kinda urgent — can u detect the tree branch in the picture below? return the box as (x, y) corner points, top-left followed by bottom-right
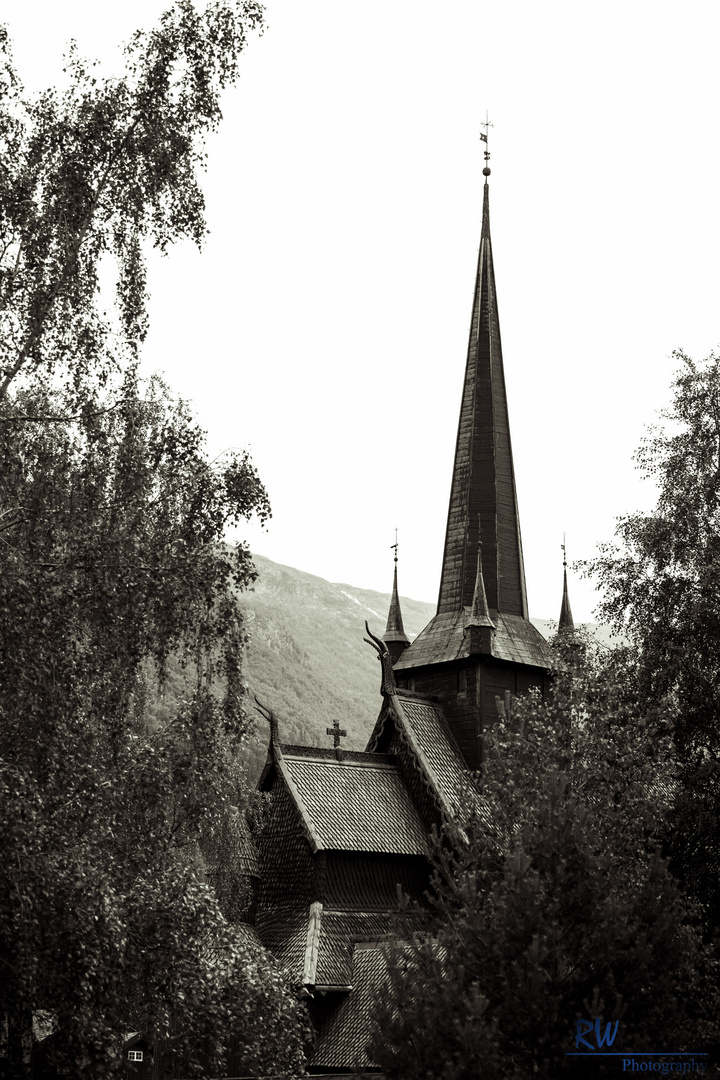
(0, 109), (146, 402)
(0, 396), (128, 423)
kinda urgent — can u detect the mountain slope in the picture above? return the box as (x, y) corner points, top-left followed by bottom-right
(240, 554), (615, 781)
(240, 555), (434, 779)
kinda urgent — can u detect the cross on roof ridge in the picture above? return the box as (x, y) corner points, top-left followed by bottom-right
(326, 717), (347, 750)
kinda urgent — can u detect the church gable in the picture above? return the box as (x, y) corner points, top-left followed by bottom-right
(254, 741), (434, 995)
(368, 690), (480, 829)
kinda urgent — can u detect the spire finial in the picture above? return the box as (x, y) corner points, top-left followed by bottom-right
(391, 527), (398, 564)
(480, 111), (493, 177)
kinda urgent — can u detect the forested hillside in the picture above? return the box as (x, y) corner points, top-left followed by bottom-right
(240, 555), (435, 779)
(145, 552), (609, 783)
(238, 554), (610, 781)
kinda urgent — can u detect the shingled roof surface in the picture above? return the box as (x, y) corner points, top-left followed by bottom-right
(393, 694), (475, 817)
(233, 923), (265, 951)
(234, 809), (260, 877)
(315, 910), (392, 986)
(257, 905), (400, 987)
(255, 907), (309, 981)
(310, 944), (387, 1069)
(394, 610), (553, 670)
(280, 747), (428, 855)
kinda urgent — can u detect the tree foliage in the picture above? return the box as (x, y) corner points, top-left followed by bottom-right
(371, 647), (720, 1079)
(585, 351), (720, 932)
(0, 6), (310, 1078)
(0, 0), (264, 397)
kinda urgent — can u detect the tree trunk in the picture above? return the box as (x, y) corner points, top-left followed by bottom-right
(7, 1006), (33, 1080)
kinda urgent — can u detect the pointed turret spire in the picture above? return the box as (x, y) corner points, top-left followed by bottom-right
(558, 540), (574, 632)
(465, 517), (494, 629)
(383, 533), (410, 664)
(437, 159), (528, 619)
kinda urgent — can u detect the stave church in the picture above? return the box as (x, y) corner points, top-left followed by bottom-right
(246, 152), (569, 1073)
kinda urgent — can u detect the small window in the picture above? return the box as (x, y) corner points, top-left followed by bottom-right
(128, 1050), (144, 1062)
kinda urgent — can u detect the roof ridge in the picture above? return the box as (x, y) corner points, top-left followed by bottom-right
(282, 748), (399, 770)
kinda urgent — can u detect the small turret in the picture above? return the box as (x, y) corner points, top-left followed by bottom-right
(558, 540), (574, 632)
(464, 524), (495, 655)
(383, 536), (410, 664)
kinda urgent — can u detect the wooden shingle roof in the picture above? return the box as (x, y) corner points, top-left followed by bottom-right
(367, 690), (495, 835)
(277, 746), (428, 856)
(394, 609), (553, 671)
(437, 179), (528, 620)
(382, 560), (410, 647)
(255, 907), (309, 981)
(258, 904), (399, 989)
(393, 694), (474, 817)
(309, 943), (387, 1069)
(559, 561), (574, 631)
(315, 910), (392, 987)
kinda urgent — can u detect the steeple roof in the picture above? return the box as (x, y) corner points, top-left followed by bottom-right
(383, 561), (409, 647)
(558, 558), (574, 632)
(437, 179), (528, 619)
(395, 170), (552, 675)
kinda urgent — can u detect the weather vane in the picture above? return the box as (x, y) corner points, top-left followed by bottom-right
(391, 528), (399, 565)
(479, 110), (493, 174)
(561, 533), (567, 568)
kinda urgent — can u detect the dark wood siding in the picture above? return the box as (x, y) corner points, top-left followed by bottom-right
(397, 658), (547, 771)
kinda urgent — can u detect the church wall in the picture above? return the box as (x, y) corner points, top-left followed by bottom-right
(323, 852), (429, 910)
(396, 660), (548, 771)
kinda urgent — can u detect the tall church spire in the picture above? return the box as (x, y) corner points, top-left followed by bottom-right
(437, 168), (528, 619)
(383, 534), (410, 664)
(558, 541), (574, 632)
(393, 141), (553, 771)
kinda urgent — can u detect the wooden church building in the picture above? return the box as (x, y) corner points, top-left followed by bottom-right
(249, 161), (556, 1072)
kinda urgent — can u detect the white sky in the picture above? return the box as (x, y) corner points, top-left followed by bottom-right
(5, 0), (720, 622)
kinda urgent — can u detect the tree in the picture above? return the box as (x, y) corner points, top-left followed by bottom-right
(371, 646), (720, 1079)
(586, 351), (720, 933)
(0, 6), (310, 1078)
(0, 0), (264, 400)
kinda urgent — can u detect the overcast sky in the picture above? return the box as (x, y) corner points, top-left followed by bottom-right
(5, 0), (720, 622)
